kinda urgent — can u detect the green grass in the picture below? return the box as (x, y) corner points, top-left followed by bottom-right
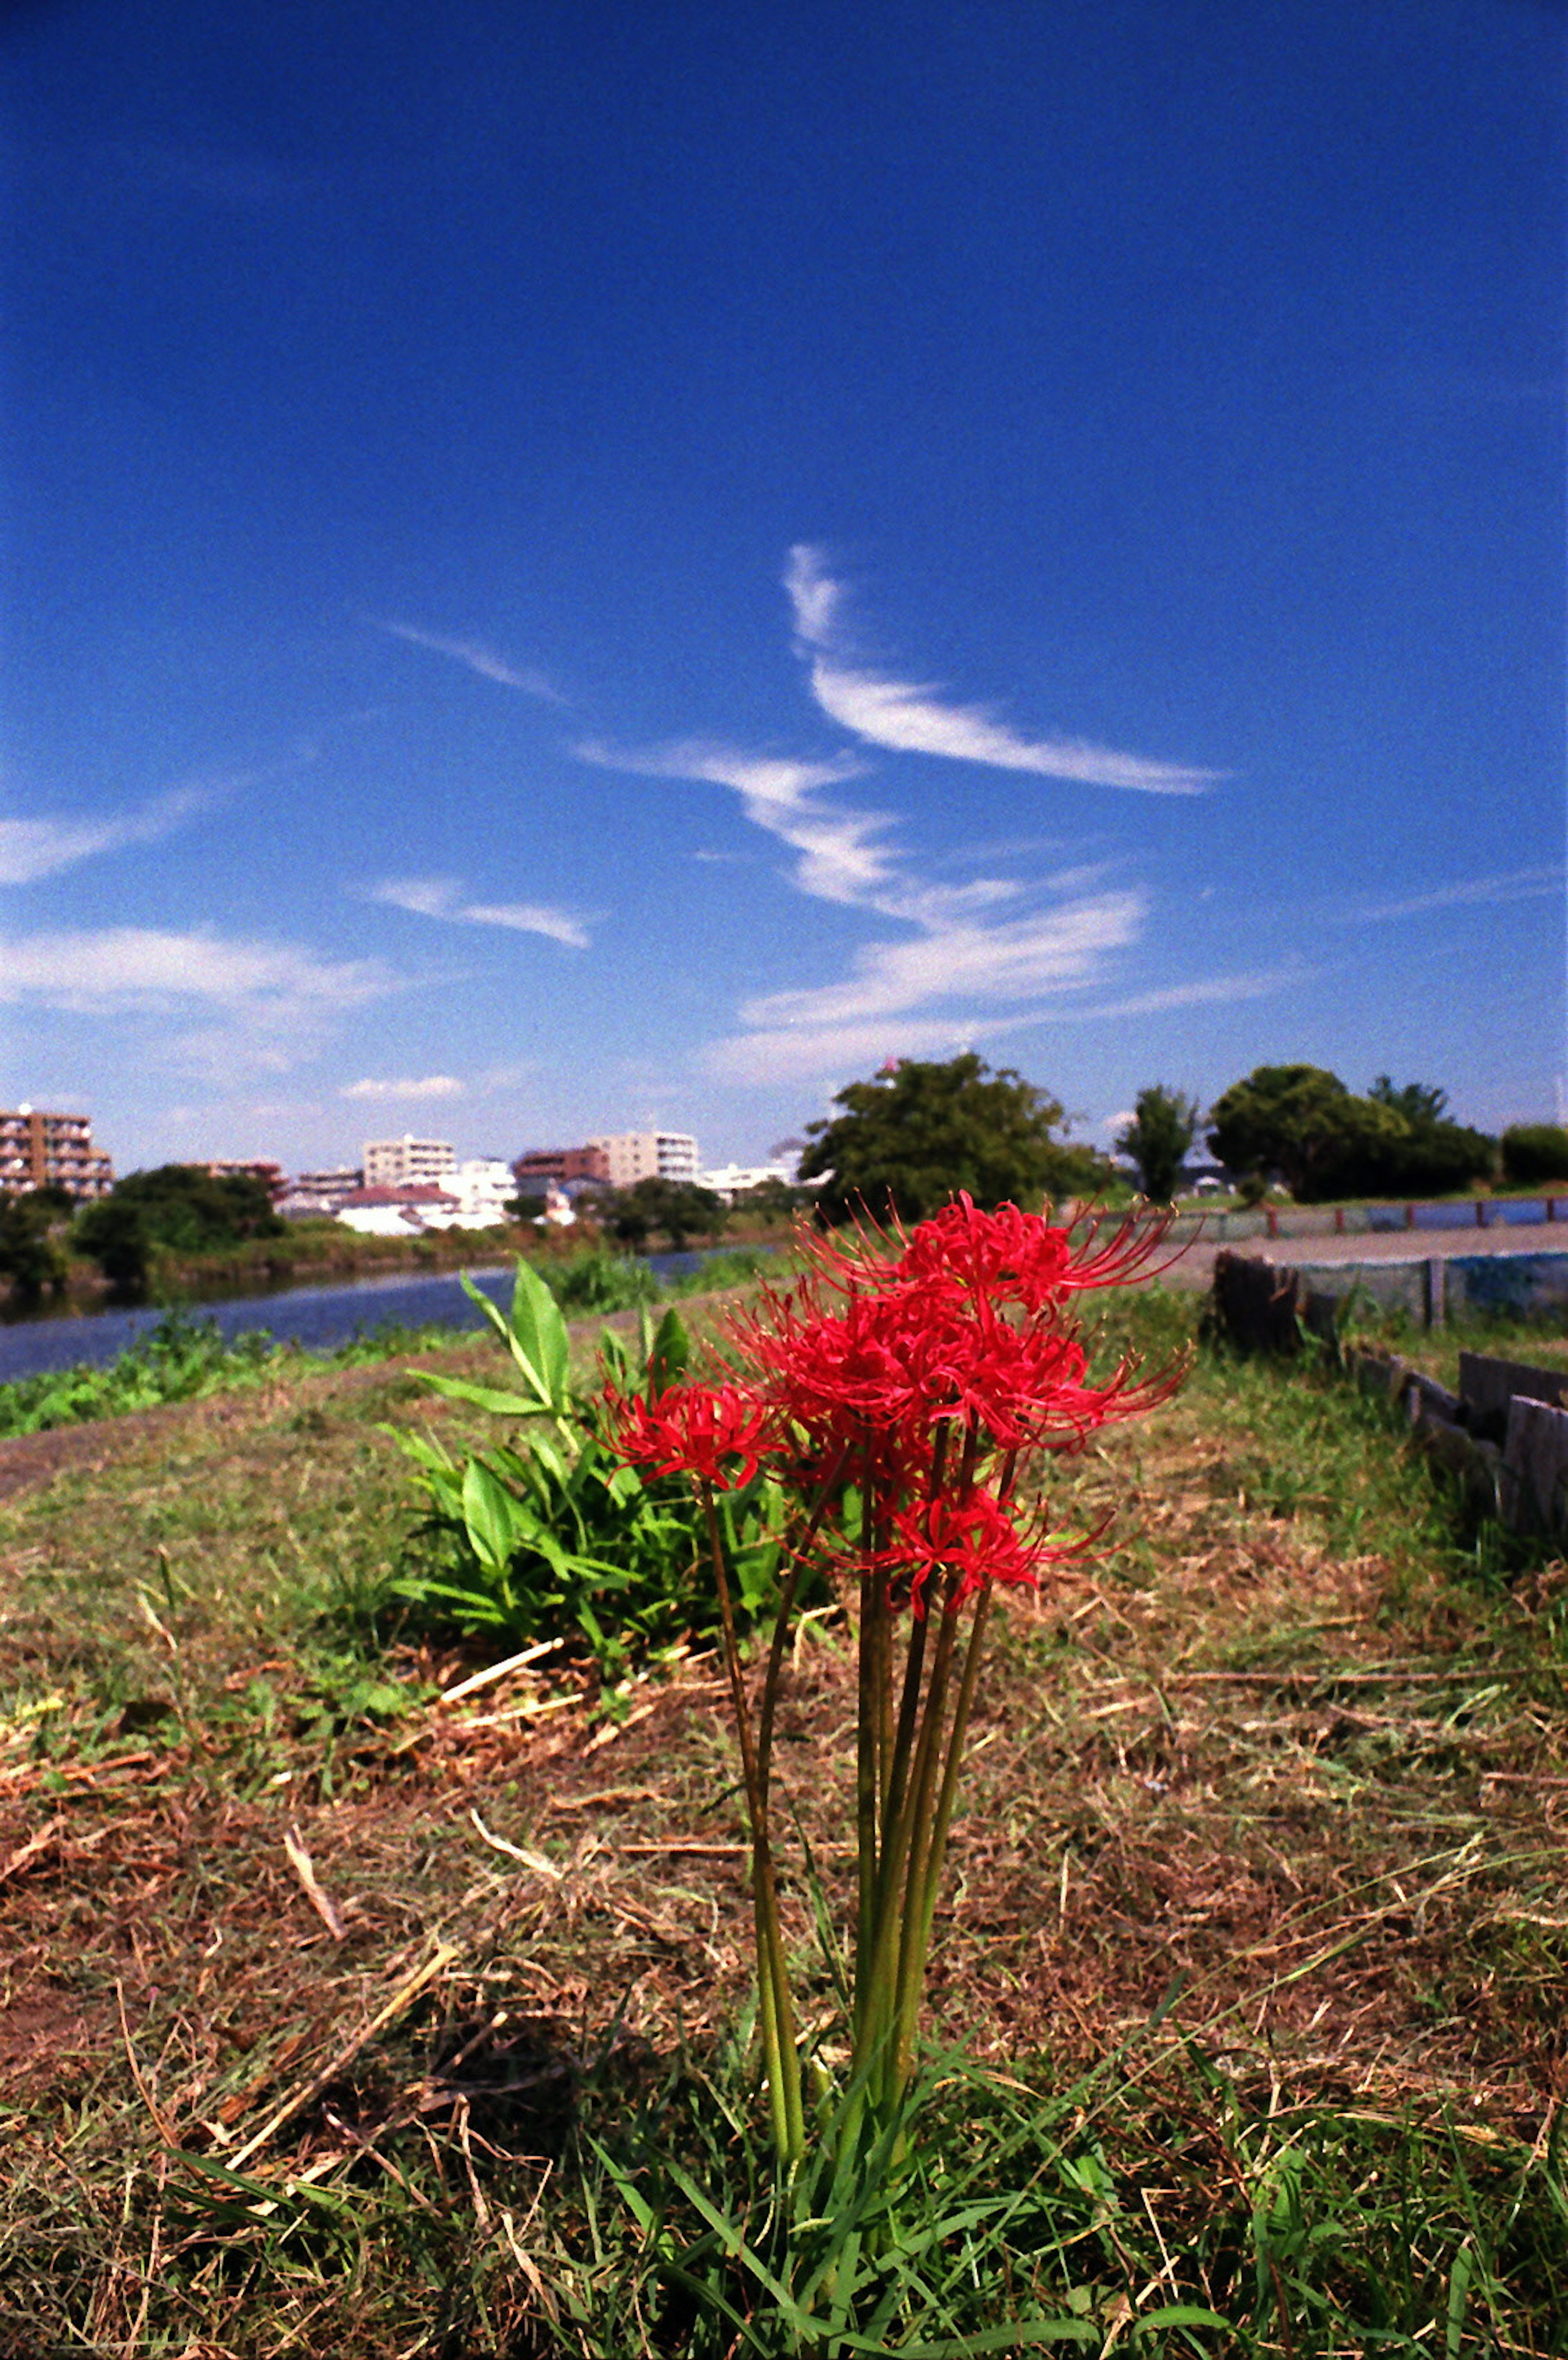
(0, 1306), (487, 1441)
(0, 1281), (1564, 2353)
(0, 1247), (786, 1442)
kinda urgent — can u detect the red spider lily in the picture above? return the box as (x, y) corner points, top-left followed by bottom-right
(890, 1193), (1075, 1310)
(602, 1188), (1186, 2165)
(880, 1483), (1085, 1613)
(792, 1191), (1182, 1310)
(725, 1251), (1179, 1479)
(607, 1379), (776, 1489)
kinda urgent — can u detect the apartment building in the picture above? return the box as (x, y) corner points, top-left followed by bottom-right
(585, 1131), (701, 1190)
(512, 1143), (610, 1189)
(0, 1105), (114, 1199)
(202, 1158), (287, 1202)
(362, 1134), (457, 1189)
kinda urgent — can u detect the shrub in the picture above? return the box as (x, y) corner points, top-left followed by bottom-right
(1501, 1124), (1568, 1187)
(393, 1263), (791, 1678)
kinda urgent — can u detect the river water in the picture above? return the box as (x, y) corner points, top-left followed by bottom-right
(0, 1252), (718, 1387)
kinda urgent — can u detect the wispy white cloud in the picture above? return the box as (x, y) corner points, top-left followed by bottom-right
(705, 961), (1304, 1085)
(342, 1073), (466, 1101)
(0, 927), (392, 1012)
(0, 926), (399, 1076)
(368, 874), (590, 950)
(0, 787), (209, 885)
(784, 546), (1222, 795)
(583, 741), (1151, 1083)
(740, 895), (1147, 1031)
(1348, 867), (1564, 924)
(1082, 966), (1309, 1018)
(372, 618), (562, 703)
(703, 1016), (993, 1086)
(575, 738), (895, 908)
(585, 548), (1236, 1086)
(704, 897), (1142, 1086)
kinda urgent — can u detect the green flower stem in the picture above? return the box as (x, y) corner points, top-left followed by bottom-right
(756, 1460), (845, 1818)
(853, 1562), (882, 2042)
(892, 1577), (993, 2100)
(881, 1593), (928, 1862)
(882, 1583), (960, 2112)
(880, 1419), (955, 1843)
(700, 1483), (804, 2162)
(854, 1577), (960, 2116)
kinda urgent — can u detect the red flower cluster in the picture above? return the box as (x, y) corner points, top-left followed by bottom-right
(606, 1195), (1182, 1614)
(607, 1379), (775, 1489)
(881, 1486), (1083, 1612)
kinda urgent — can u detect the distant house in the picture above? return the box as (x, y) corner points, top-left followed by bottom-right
(452, 1158), (517, 1227)
(334, 1183), (461, 1236)
(513, 1143), (610, 1188)
(278, 1166), (364, 1218)
(585, 1131), (701, 1188)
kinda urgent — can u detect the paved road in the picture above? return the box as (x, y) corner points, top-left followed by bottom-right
(1156, 1220), (1568, 1291)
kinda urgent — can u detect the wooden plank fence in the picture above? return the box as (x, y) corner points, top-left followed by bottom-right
(1210, 1249), (1568, 1542)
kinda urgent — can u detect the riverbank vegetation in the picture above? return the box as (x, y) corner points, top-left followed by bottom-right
(0, 1270), (1564, 2352)
(0, 1247), (779, 1441)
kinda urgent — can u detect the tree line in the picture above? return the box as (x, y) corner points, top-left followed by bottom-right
(3, 1062), (1563, 1301)
(0, 1164), (287, 1300)
(793, 1053), (1566, 1222)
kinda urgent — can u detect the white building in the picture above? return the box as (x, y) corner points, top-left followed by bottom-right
(362, 1135), (457, 1189)
(586, 1130), (700, 1190)
(699, 1161), (797, 1206)
(452, 1157), (517, 1227)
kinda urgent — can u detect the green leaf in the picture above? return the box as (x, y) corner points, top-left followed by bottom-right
(415, 1370), (545, 1418)
(873, 2324), (1099, 2356)
(1130, 2307), (1233, 2336)
(461, 1458), (528, 1572)
(394, 1429), (457, 1475)
(503, 1258), (572, 1402)
(648, 1305), (690, 1394)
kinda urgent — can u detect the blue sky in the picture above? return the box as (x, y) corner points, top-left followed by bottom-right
(2, 0), (1562, 1178)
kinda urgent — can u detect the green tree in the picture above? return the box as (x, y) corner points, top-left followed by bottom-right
(0, 1191), (69, 1300)
(98, 1165), (284, 1253)
(730, 1176), (807, 1222)
(796, 1053), (1081, 1226)
(72, 1196), (152, 1289)
(607, 1177), (727, 1251)
(1369, 1075), (1449, 1125)
(1209, 1064), (1493, 1202)
(1116, 1085), (1199, 1204)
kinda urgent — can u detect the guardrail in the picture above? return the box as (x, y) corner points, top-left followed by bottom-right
(1147, 1196), (1567, 1246)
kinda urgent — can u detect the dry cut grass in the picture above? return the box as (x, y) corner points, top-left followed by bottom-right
(0, 1292), (1564, 2352)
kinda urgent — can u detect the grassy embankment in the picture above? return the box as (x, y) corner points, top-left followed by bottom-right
(0, 1282), (1564, 2353)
